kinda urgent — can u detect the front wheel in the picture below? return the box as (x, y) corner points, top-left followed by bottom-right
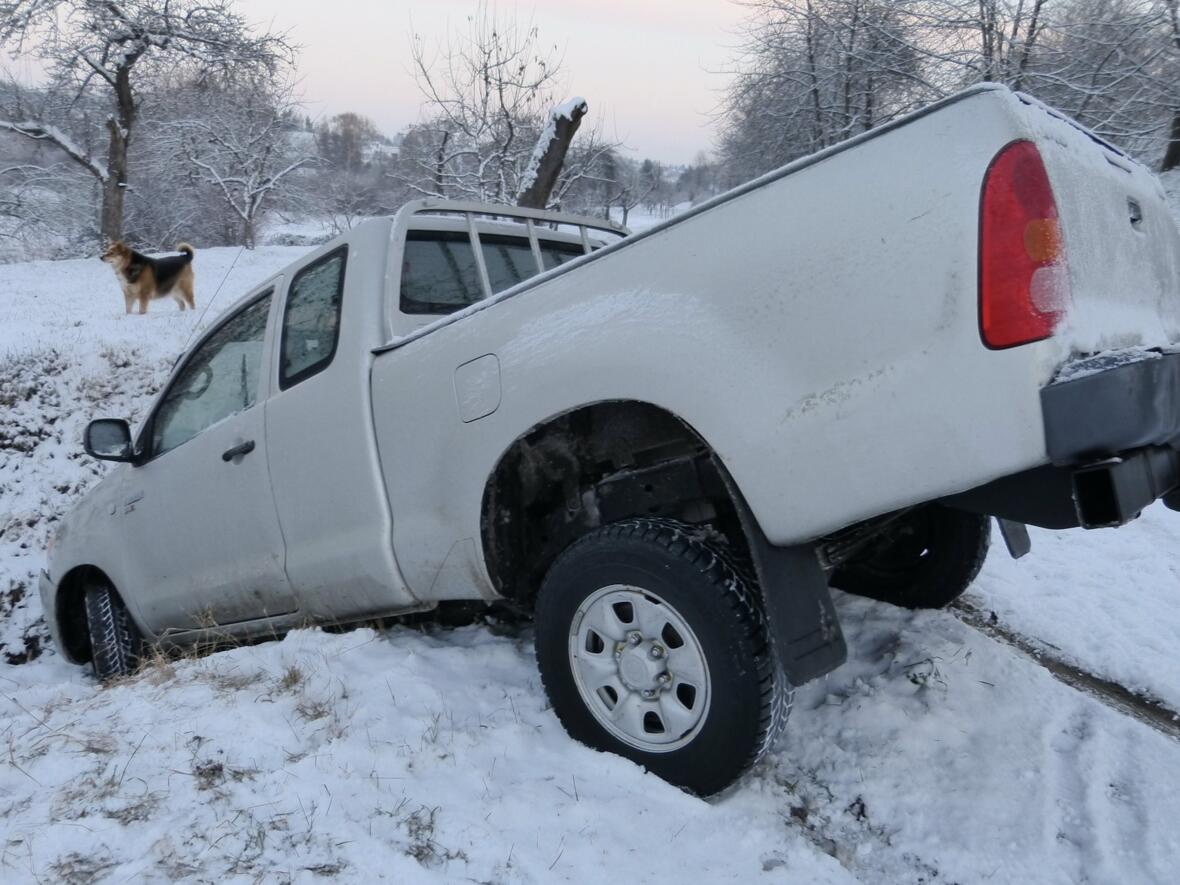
(534, 518), (789, 796)
(83, 581), (144, 681)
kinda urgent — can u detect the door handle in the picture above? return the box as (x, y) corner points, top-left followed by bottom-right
(221, 440), (256, 462)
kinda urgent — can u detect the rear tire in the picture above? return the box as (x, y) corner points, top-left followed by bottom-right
(83, 581), (144, 681)
(831, 505), (990, 609)
(534, 518), (789, 796)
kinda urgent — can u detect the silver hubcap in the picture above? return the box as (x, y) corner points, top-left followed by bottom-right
(568, 584), (711, 752)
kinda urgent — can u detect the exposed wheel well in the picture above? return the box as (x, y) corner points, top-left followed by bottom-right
(480, 401), (751, 606)
(56, 565), (112, 663)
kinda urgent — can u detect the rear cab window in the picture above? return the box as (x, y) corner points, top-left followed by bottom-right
(400, 231), (484, 315)
(539, 241), (586, 270)
(400, 227), (593, 316)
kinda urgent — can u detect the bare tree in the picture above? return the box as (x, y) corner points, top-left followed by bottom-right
(403, 6), (554, 202)
(396, 5), (615, 208)
(316, 112), (381, 173)
(721, 0), (928, 181)
(1158, 0), (1180, 170)
(0, 161), (62, 256)
(598, 151), (657, 226)
(0, 0), (294, 241)
(721, 0), (1180, 178)
(150, 77), (312, 248)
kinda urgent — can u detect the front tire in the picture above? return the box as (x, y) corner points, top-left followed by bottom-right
(830, 505), (990, 609)
(534, 518), (789, 796)
(83, 581), (144, 681)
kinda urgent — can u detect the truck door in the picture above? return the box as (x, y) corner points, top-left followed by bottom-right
(264, 244), (417, 620)
(120, 290), (296, 630)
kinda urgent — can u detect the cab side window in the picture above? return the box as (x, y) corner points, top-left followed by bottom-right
(281, 247), (347, 389)
(151, 293), (271, 457)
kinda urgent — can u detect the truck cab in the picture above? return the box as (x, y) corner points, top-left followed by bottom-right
(44, 202), (626, 652)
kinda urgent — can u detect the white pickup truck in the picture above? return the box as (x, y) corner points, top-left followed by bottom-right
(43, 84), (1180, 795)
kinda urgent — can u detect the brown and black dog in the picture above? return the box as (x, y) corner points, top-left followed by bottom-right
(101, 241), (196, 314)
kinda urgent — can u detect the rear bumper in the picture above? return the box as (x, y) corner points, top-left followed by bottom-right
(1039, 351), (1180, 528)
(1041, 350), (1180, 464)
(946, 350), (1180, 529)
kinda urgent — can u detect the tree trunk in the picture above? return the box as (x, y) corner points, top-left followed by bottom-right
(433, 130), (450, 197)
(1161, 110), (1180, 172)
(101, 66), (135, 242)
(805, 1), (824, 147)
(517, 99), (587, 210)
(100, 141), (127, 242)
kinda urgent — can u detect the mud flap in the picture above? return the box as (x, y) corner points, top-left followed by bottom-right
(996, 518), (1031, 559)
(718, 463), (846, 684)
(744, 527), (848, 685)
(712, 464), (844, 684)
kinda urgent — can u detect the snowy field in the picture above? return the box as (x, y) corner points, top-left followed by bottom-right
(3, 239), (1180, 883)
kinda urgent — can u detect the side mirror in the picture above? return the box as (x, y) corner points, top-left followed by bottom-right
(84, 419), (135, 463)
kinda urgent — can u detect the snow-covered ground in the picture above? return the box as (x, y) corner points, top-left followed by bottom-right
(3, 241), (1180, 883)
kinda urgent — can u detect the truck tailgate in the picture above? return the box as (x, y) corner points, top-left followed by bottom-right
(1021, 96), (1180, 354)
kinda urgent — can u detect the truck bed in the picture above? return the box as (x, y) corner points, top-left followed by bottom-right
(370, 84), (1180, 599)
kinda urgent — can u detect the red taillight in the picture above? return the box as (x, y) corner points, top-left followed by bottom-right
(979, 140), (1069, 349)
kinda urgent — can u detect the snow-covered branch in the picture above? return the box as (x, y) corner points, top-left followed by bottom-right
(0, 118), (109, 181)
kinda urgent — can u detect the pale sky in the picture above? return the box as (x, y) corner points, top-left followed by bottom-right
(244, 0), (748, 164)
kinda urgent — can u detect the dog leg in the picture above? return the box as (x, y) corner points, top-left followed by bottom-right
(179, 274), (196, 311)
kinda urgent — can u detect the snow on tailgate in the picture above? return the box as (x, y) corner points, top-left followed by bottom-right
(1012, 92), (1180, 355)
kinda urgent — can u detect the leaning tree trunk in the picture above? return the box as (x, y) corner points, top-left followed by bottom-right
(101, 66), (136, 242)
(517, 99), (588, 210)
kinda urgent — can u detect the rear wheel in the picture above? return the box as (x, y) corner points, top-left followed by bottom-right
(534, 518), (789, 796)
(831, 505), (990, 609)
(83, 581), (144, 681)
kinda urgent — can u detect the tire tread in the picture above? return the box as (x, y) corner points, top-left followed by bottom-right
(537, 517), (791, 793)
(84, 582), (143, 681)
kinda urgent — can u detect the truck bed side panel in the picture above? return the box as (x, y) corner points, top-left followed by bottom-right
(369, 90), (1103, 597)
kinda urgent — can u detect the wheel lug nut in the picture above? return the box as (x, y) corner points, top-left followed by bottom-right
(657, 672), (671, 686)
(649, 644), (664, 659)
(641, 689), (656, 699)
(628, 631), (643, 646)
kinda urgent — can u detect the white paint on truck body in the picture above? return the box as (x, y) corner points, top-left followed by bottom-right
(44, 84), (1180, 645)
(374, 84), (1180, 599)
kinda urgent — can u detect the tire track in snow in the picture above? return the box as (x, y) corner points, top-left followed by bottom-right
(1048, 707), (1105, 882)
(951, 599), (1180, 741)
(1107, 738), (1163, 882)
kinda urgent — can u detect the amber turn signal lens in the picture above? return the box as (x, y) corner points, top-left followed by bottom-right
(1024, 218), (1062, 263)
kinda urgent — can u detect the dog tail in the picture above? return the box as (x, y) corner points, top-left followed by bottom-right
(175, 243), (195, 261)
